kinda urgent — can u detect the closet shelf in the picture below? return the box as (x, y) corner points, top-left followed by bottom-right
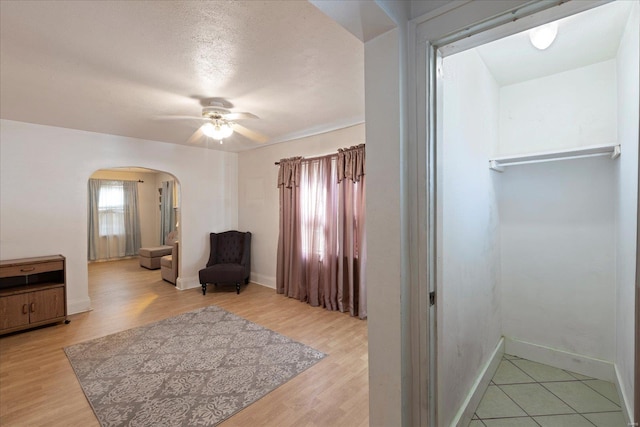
(489, 144), (621, 172)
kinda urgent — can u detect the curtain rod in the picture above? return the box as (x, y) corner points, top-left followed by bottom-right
(273, 152), (338, 166)
(90, 178), (144, 183)
(274, 144), (364, 165)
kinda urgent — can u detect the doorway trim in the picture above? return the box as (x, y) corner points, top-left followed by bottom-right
(411, 1), (625, 425)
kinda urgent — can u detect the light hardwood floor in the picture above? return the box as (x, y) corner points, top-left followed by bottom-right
(0, 259), (369, 426)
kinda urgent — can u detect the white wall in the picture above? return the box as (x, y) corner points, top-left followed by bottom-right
(614, 1), (639, 418)
(499, 157), (616, 362)
(496, 48), (621, 373)
(89, 169), (162, 249)
(237, 124), (365, 288)
(440, 48), (502, 426)
(0, 119), (238, 314)
(365, 28), (404, 427)
(498, 60), (617, 156)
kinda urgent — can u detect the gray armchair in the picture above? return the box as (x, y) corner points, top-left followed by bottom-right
(198, 231), (251, 295)
(160, 240), (178, 285)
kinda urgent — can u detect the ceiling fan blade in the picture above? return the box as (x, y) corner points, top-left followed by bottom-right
(154, 115), (208, 121)
(185, 126), (205, 145)
(224, 112), (259, 121)
(233, 123), (268, 144)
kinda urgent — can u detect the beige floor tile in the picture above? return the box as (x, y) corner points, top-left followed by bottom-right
(492, 360), (536, 385)
(582, 411), (627, 427)
(510, 359), (576, 382)
(500, 383), (575, 416)
(476, 385), (527, 419)
(564, 371), (592, 380)
(482, 417), (538, 426)
(468, 420), (485, 427)
(581, 379), (621, 404)
(503, 354), (522, 360)
(533, 414), (594, 427)
(542, 382), (621, 413)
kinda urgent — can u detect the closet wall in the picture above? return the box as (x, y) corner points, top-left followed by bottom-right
(439, 47), (502, 426)
(614, 2), (639, 416)
(499, 60), (618, 373)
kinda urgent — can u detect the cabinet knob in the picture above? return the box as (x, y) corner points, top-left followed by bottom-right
(22, 304), (28, 315)
(30, 302), (35, 313)
(20, 267), (35, 272)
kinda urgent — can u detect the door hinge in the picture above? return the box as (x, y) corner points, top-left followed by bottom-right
(429, 291), (436, 306)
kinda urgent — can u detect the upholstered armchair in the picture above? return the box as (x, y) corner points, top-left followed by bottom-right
(160, 240), (178, 285)
(198, 231), (251, 295)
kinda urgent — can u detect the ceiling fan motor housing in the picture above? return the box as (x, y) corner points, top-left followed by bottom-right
(202, 106), (230, 119)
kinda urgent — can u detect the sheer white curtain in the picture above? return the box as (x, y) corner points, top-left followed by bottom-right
(88, 179), (141, 261)
(299, 156), (338, 308)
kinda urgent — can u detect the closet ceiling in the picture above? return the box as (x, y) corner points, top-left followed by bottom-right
(477, 1), (632, 86)
(0, 1), (364, 152)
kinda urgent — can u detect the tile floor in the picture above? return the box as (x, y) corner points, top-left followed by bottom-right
(470, 354), (627, 427)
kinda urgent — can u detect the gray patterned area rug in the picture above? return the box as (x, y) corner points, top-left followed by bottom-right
(64, 305), (326, 426)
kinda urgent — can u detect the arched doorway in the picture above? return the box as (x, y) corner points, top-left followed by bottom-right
(87, 166), (181, 286)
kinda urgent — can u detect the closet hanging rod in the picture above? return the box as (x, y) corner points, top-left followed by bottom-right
(489, 144), (621, 172)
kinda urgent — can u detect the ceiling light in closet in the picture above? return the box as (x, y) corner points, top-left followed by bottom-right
(529, 22), (558, 50)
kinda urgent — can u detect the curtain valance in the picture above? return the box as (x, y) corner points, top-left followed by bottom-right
(337, 144), (365, 183)
(277, 157), (302, 188)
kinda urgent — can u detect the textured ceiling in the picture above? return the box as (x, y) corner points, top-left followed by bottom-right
(476, 0), (633, 86)
(0, 1), (364, 152)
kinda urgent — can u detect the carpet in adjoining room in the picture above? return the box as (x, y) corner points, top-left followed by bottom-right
(64, 305), (326, 427)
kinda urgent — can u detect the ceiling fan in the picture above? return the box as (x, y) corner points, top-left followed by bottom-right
(161, 100), (268, 145)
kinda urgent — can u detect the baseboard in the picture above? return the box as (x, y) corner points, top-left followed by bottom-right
(176, 276), (276, 291)
(453, 337), (505, 427)
(251, 281), (276, 290)
(176, 276), (199, 291)
(614, 364), (635, 426)
(68, 297), (92, 315)
(504, 337), (615, 382)
(250, 272), (275, 289)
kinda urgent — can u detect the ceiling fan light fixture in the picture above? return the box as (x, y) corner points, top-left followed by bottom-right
(202, 120), (234, 140)
(529, 22), (558, 50)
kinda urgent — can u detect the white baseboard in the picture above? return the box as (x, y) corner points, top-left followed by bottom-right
(67, 297), (92, 315)
(453, 337), (505, 427)
(614, 364), (635, 426)
(176, 276), (199, 290)
(251, 280), (276, 290)
(250, 272), (275, 289)
(504, 337), (615, 382)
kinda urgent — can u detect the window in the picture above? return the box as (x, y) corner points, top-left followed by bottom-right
(299, 158), (337, 260)
(98, 182), (124, 236)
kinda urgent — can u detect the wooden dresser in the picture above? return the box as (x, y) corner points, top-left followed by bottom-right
(0, 255), (68, 335)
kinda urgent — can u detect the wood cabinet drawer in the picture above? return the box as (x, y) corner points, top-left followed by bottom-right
(0, 261), (64, 279)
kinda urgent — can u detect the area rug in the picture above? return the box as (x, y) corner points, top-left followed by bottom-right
(64, 305), (326, 427)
